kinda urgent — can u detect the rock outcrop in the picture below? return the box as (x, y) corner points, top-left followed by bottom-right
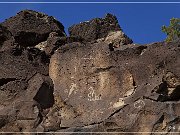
(1, 10), (66, 47)
(0, 25), (12, 46)
(0, 10), (179, 134)
(69, 13), (133, 45)
(49, 41), (180, 133)
(35, 32), (83, 56)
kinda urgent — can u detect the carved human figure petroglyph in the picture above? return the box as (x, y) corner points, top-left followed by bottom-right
(88, 87), (102, 101)
(68, 83), (78, 97)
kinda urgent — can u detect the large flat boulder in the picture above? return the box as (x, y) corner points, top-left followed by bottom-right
(49, 41), (180, 132)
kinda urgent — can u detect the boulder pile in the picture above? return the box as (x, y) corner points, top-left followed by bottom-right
(0, 10), (179, 134)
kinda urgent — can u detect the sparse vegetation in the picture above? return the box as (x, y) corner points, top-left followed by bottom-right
(162, 18), (180, 42)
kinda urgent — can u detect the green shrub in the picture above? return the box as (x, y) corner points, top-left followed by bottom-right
(162, 18), (180, 42)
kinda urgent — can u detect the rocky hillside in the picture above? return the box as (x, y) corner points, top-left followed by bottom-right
(0, 10), (179, 134)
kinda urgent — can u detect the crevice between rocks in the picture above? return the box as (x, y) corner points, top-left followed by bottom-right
(143, 96), (159, 102)
(108, 104), (129, 118)
(59, 104), (129, 131)
(0, 78), (17, 87)
(94, 66), (114, 73)
(31, 79), (55, 129)
(33, 81), (54, 110)
(151, 72), (180, 102)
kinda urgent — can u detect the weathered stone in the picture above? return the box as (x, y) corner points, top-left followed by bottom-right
(68, 13), (132, 43)
(0, 73), (54, 132)
(0, 11), (180, 134)
(0, 25), (12, 47)
(35, 32), (83, 56)
(0, 116), (8, 128)
(105, 31), (133, 47)
(45, 33), (82, 56)
(1, 10), (66, 47)
(49, 40), (180, 132)
(155, 72), (180, 101)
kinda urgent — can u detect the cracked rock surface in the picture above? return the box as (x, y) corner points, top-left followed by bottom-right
(0, 10), (179, 134)
(1, 10), (66, 47)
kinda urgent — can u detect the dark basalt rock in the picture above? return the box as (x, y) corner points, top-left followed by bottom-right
(0, 10), (179, 134)
(1, 10), (66, 47)
(49, 41), (180, 133)
(69, 13), (128, 42)
(0, 45), (50, 110)
(43, 32), (83, 56)
(0, 25), (12, 47)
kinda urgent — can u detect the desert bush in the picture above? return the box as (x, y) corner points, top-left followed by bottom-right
(162, 18), (180, 42)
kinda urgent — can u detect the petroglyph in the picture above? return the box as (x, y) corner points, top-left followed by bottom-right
(99, 72), (110, 91)
(88, 87), (102, 101)
(68, 83), (78, 97)
(113, 98), (125, 108)
(134, 99), (145, 109)
(124, 89), (135, 97)
(82, 55), (95, 60)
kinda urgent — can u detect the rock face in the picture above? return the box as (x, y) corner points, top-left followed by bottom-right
(35, 32), (83, 56)
(0, 10), (180, 134)
(0, 25), (12, 46)
(1, 10), (66, 47)
(69, 13), (133, 44)
(49, 41), (180, 133)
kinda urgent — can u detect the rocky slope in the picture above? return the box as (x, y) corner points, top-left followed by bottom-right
(0, 10), (179, 134)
